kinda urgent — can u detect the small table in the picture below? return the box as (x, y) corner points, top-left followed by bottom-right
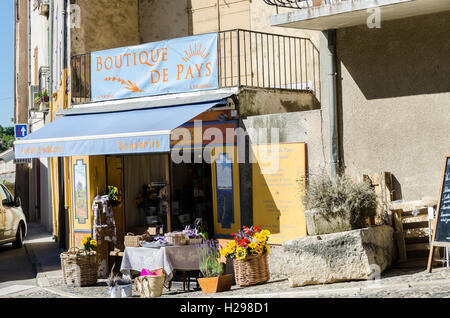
(120, 245), (201, 290)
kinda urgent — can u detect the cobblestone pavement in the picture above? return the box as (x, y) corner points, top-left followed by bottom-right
(5, 266), (450, 298)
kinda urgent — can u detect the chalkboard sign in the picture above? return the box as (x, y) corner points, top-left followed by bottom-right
(427, 155), (450, 272)
(435, 157), (450, 243)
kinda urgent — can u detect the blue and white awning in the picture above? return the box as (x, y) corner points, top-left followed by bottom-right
(14, 100), (220, 159)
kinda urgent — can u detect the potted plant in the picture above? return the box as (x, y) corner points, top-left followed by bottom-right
(60, 235), (98, 287)
(197, 240), (232, 294)
(135, 184), (161, 226)
(301, 172), (378, 235)
(34, 93), (41, 106)
(41, 90), (49, 103)
(221, 226), (271, 287)
(107, 185), (121, 207)
(107, 267), (132, 298)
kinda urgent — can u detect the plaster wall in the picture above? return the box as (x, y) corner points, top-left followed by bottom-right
(337, 11), (450, 200)
(71, 0), (140, 55)
(190, 0), (250, 34)
(30, 2), (49, 87)
(15, 0), (28, 125)
(239, 88), (320, 116)
(139, 0), (189, 43)
(241, 110), (328, 176)
(0, 161), (15, 183)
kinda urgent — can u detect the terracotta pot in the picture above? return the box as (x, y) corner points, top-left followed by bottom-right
(197, 274), (233, 294)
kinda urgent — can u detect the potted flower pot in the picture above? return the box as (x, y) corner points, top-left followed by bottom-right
(120, 284), (133, 297)
(197, 274), (233, 294)
(110, 285), (121, 298)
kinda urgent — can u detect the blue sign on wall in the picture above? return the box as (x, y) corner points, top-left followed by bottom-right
(91, 33), (219, 102)
(215, 153), (235, 229)
(15, 124), (28, 139)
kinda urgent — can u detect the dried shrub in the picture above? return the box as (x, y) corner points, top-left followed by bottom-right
(301, 172), (377, 226)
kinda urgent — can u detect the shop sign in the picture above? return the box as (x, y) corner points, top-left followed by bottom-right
(251, 143), (307, 244)
(91, 33), (218, 102)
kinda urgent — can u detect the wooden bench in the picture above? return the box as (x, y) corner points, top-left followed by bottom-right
(389, 199), (437, 263)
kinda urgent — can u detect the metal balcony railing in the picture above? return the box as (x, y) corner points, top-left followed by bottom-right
(71, 29), (320, 105)
(263, 0), (313, 9)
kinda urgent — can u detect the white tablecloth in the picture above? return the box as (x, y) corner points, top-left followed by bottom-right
(120, 245), (201, 281)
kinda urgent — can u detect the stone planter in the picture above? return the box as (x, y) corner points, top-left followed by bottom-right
(305, 208), (372, 236)
(269, 225), (395, 287)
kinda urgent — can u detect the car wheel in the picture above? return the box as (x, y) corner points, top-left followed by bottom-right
(12, 225), (23, 249)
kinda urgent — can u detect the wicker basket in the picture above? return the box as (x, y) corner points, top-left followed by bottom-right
(187, 237), (203, 245)
(232, 253), (270, 287)
(60, 248), (98, 287)
(164, 233), (187, 245)
(124, 232), (141, 247)
(134, 274), (166, 298)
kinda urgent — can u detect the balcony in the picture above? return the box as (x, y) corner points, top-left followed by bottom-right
(265, 0), (450, 30)
(71, 29), (321, 107)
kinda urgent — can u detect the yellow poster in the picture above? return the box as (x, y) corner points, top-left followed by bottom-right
(252, 143), (307, 244)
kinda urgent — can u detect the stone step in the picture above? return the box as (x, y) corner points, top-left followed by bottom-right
(405, 227), (429, 238)
(402, 214), (428, 224)
(401, 208), (429, 219)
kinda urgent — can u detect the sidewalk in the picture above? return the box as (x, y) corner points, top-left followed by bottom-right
(23, 223), (64, 288)
(21, 224), (450, 298)
(44, 262), (450, 298)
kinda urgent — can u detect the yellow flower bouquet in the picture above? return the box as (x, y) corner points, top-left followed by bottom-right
(81, 235), (97, 253)
(220, 226), (271, 287)
(107, 185), (121, 207)
(220, 226), (270, 260)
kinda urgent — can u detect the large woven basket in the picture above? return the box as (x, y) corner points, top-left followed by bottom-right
(60, 248), (97, 287)
(232, 253), (270, 287)
(134, 274), (166, 298)
(164, 233), (187, 245)
(187, 237), (203, 245)
(124, 232), (141, 247)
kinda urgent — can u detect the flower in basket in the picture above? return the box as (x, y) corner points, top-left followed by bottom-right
(198, 240), (224, 278)
(146, 184), (159, 201)
(220, 226), (270, 260)
(135, 184), (160, 210)
(107, 185), (121, 207)
(81, 235), (97, 253)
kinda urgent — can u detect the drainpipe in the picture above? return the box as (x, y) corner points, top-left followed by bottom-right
(62, 0), (69, 110)
(62, 0), (68, 73)
(48, 0), (53, 108)
(328, 29), (339, 183)
(57, 0), (69, 250)
(27, 0), (31, 99)
(48, 0), (55, 237)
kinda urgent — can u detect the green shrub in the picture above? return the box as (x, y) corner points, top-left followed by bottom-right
(301, 172), (377, 225)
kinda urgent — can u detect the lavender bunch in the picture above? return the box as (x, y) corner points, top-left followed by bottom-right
(198, 239), (224, 277)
